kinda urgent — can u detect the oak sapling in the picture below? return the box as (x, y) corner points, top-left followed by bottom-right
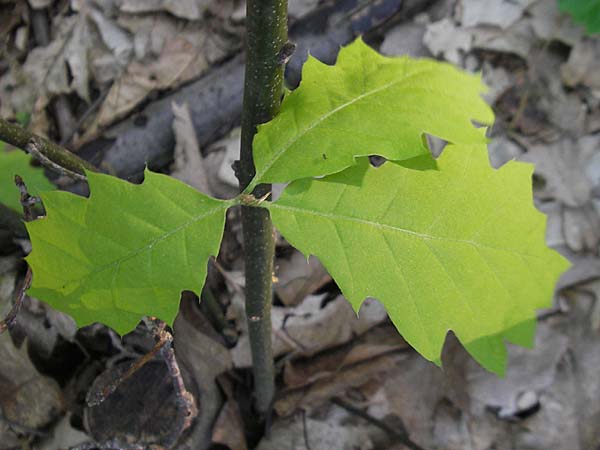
(1, 38), (568, 416)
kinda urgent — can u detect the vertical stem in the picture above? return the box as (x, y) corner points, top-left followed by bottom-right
(238, 0), (288, 415)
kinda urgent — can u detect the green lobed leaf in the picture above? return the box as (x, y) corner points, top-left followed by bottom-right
(26, 170), (230, 334)
(558, 0), (600, 33)
(0, 149), (54, 211)
(268, 143), (569, 375)
(250, 37), (494, 188)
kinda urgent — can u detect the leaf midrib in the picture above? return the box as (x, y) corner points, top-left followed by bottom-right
(269, 202), (545, 260)
(62, 203), (228, 289)
(252, 67), (435, 186)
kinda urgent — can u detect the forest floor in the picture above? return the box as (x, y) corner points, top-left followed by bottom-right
(1, 0), (600, 449)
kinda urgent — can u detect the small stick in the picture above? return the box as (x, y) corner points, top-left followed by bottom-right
(0, 268), (31, 335)
(300, 409), (312, 450)
(26, 137), (87, 181)
(0, 118), (97, 178)
(15, 175), (40, 221)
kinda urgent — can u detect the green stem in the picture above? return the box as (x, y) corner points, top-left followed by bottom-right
(238, 0), (288, 415)
(0, 118), (97, 178)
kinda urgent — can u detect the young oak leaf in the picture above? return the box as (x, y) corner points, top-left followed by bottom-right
(0, 149), (54, 211)
(267, 143), (569, 375)
(26, 170), (230, 335)
(558, 0), (600, 34)
(249, 37), (494, 189)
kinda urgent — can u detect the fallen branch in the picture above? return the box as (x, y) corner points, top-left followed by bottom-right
(0, 118), (97, 179)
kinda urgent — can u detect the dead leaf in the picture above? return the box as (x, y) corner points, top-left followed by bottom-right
(557, 255), (600, 290)
(231, 295), (388, 367)
(471, 18), (535, 58)
(274, 351), (403, 417)
(28, 0), (52, 7)
(275, 252), (331, 306)
(0, 422), (20, 450)
(459, 0), (536, 29)
(423, 18), (471, 64)
(37, 414), (90, 450)
(23, 16), (77, 96)
(288, 0), (321, 19)
(380, 22), (428, 58)
(465, 322), (569, 419)
(487, 136), (523, 169)
(562, 204), (600, 253)
(173, 294), (233, 450)
(211, 399), (248, 450)
(283, 325), (408, 390)
(119, 0), (214, 21)
(204, 149), (240, 199)
(366, 355), (447, 450)
(521, 136), (600, 207)
(0, 333), (64, 430)
(93, 30), (229, 130)
(1, 253), (62, 388)
(65, 13), (92, 102)
(88, 6), (133, 65)
(528, 0), (582, 45)
(209, 126), (241, 189)
(171, 101), (212, 195)
(0, 1), (26, 42)
(15, 295), (78, 358)
(561, 38), (600, 92)
(481, 63), (514, 106)
(256, 412), (376, 450)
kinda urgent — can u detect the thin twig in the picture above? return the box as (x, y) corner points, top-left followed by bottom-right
(331, 397), (428, 450)
(301, 409), (312, 450)
(0, 118), (97, 178)
(0, 268), (31, 335)
(15, 175), (40, 221)
(26, 138), (87, 181)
